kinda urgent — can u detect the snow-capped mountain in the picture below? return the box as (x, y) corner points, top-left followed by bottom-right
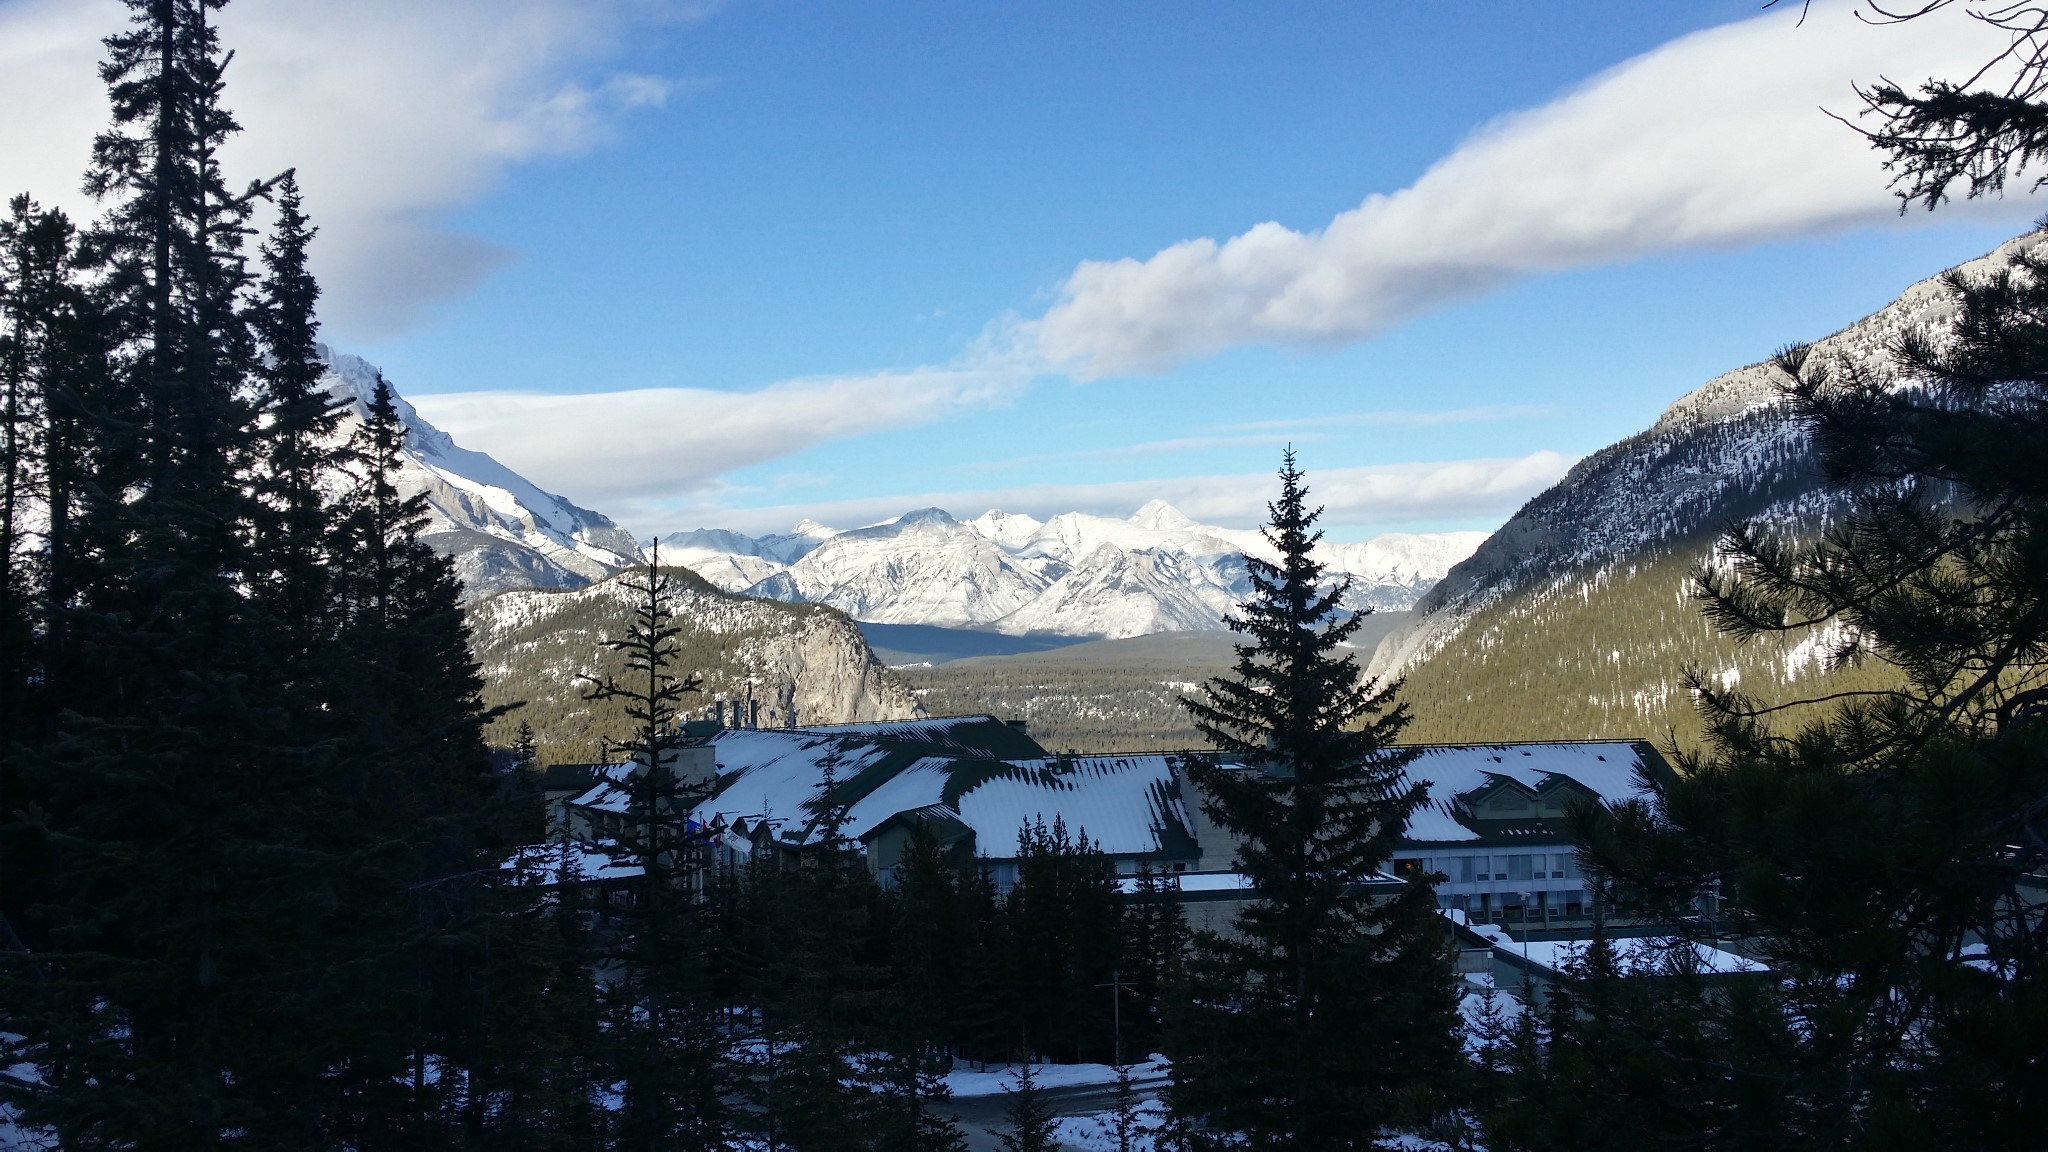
(658, 500), (1487, 639)
(319, 349), (640, 600)
(1367, 228), (2040, 685)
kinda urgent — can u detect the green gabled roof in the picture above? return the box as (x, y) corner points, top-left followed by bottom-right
(540, 762), (605, 793)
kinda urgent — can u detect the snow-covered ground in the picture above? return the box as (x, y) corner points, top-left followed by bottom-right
(944, 1056), (1170, 1098)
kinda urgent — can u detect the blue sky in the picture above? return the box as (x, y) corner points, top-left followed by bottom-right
(1, 0), (2036, 539)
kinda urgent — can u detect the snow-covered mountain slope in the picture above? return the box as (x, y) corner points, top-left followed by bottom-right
(659, 500), (1487, 639)
(996, 543), (1236, 636)
(774, 508), (1054, 628)
(320, 349), (639, 600)
(1367, 229), (2040, 685)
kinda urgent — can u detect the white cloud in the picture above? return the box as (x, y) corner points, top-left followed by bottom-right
(409, 366), (1028, 510)
(642, 451), (1575, 538)
(0, 0), (694, 339)
(1020, 1), (2035, 378)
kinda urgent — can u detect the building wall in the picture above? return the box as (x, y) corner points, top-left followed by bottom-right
(1392, 845), (1594, 927)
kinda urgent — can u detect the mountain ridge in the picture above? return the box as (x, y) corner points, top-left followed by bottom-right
(1370, 229), (2038, 741)
(660, 504), (1486, 639)
(318, 348), (641, 600)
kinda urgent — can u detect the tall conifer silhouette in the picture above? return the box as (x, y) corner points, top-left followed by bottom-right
(579, 544), (730, 1147)
(1168, 452), (1459, 1149)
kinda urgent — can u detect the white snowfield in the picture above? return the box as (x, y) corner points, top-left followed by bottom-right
(660, 500), (1486, 639)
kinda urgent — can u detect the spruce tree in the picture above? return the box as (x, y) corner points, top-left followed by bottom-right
(1122, 863), (1188, 1062)
(248, 170), (342, 653)
(0, 2), (347, 1142)
(579, 546), (729, 1149)
(952, 862), (1015, 1065)
(991, 1062), (1059, 1152)
(294, 371), (506, 1142)
(0, 196), (97, 956)
(1002, 817), (1121, 1064)
(1168, 452), (1460, 1149)
(885, 822), (965, 1053)
(1569, 251), (2048, 1148)
(737, 754), (887, 1152)
(1104, 1060), (1145, 1152)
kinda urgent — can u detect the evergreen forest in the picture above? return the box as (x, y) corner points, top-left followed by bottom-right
(1, 3), (2046, 1150)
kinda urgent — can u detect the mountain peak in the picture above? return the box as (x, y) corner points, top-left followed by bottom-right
(969, 509), (1046, 549)
(1130, 499), (1197, 531)
(895, 507), (959, 527)
(312, 346), (640, 601)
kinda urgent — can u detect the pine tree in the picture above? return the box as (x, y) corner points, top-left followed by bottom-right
(247, 170), (342, 653)
(1852, 4), (2048, 213)
(1122, 863), (1189, 1061)
(1167, 451), (1461, 1149)
(579, 546), (729, 1149)
(0, 2), (347, 1142)
(1483, 20), (2048, 1150)
(991, 1062), (1059, 1152)
(1566, 251), (2048, 1148)
(1003, 816), (1122, 1064)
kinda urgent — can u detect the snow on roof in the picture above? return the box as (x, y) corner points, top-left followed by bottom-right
(840, 760), (953, 840)
(694, 729), (897, 838)
(567, 763), (638, 814)
(795, 714), (1046, 758)
(1113, 871), (1257, 895)
(1442, 909), (1764, 977)
(955, 755), (1188, 857)
(695, 726), (1192, 857)
(1401, 741), (1660, 843)
(1512, 937), (1767, 977)
(503, 843), (644, 883)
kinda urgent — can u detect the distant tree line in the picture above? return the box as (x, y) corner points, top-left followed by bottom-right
(903, 662), (1232, 754)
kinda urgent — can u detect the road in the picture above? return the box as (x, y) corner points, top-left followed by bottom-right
(938, 1074), (1169, 1152)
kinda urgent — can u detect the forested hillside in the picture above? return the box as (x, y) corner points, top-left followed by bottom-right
(468, 567), (922, 763)
(900, 632), (1232, 752)
(1369, 233), (2048, 747)
(905, 615), (1409, 753)
(1396, 538), (1901, 746)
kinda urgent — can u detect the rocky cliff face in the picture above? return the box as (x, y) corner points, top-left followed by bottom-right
(466, 568), (923, 760)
